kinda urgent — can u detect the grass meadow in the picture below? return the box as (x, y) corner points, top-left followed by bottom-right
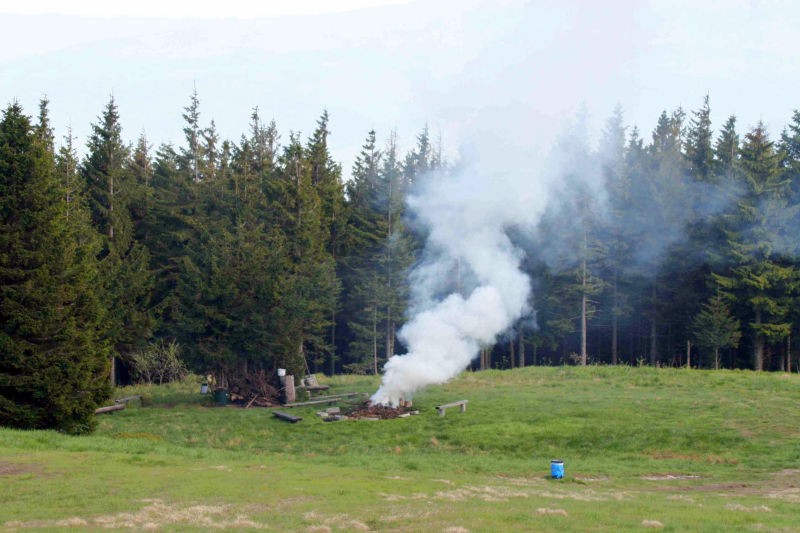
(1, 366), (799, 532)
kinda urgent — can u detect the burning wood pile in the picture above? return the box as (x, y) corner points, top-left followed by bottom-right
(318, 399), (419, 421)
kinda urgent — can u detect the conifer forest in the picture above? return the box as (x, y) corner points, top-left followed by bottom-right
(3, 92), (800, 432)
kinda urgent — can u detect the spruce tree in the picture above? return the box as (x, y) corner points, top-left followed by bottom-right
(341, 130), (387, 373)
(81, 98), (153, 370)
(265, 133), (340, 376)
(0, 102), (110, 433)
(599, 105), (630, 364)
(714, 124), (796, 370)
(692, 293), (741, 369)
(180, 88), (203, 183)
(685, 95), (714, 183)
(305, 112), (345, 372)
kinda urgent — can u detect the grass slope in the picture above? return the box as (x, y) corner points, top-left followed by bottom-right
(1, 366), (799, 531)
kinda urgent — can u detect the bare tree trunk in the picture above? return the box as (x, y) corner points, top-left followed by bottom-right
(480, 347), (490, 371)
(372, 305), (378, 375)
(788, 333), (792, 373)
(611, 285), (618, 365)
(650, 284), (658, 366)
(509, 337), (515, 369)
(385, 313), (396, 364)
(686, 340), (691, 369)
(580, 231), (588, 366)
(581, 292), (588, 366)
(518, 331), (525, 368)
(329, 309), (336, 376)
(650, 318), (657, 366)
(754, 309), (764, 371)
(108, 174), (114, 240)
(714, 346), (720, 370)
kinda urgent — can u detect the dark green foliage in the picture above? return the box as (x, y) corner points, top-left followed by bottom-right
(6, 90), (800, 387)
(713, 124), (798, 370)
(339, 130), (415, 374)
(0, 102), (110, 433)
(692, 293), (741, 369)
(81, 98), (153, 359)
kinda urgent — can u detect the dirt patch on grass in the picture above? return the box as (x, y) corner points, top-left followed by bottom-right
(641, 473), (700, 481)
(0, 462), (45, 477)
(112, 432), (164, 441)
(766, 488), (800, 503)
(536, 508), (568, 516)
(678, 482), (750, 492)
(381, 483), (622, 504)
(725, 503), (771, 512)
(649, 468), (800, 499)
(650, 451), (737, 464)
(303, 511), (369, 531)
(435, 485), (530, 502)
(4, 499), (267, 530)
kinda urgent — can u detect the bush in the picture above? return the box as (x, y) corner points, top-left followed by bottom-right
(125, 340), (188, 385)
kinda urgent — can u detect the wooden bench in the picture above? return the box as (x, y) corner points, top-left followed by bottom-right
(436, 400), (468, 416)
(301, 374), (330, 396)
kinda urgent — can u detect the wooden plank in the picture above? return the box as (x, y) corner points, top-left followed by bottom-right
(283, 392), (364, 408)
(95, 404), (125, 414)
(273, 411), (302, 423)
(317, 392), (365, 400)
(244, 395), (259, 409)
(114, 395), (142, 404)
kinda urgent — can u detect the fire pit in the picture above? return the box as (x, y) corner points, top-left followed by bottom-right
(348, 400), (418, 419)
(318, 399), (420, 421)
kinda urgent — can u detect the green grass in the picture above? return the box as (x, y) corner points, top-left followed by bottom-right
(2, 366), (800, 531)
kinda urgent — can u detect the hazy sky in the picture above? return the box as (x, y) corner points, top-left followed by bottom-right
(2, 0), (799, 177)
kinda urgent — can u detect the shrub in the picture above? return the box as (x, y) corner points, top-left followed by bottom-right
(125, 340), (187, 385)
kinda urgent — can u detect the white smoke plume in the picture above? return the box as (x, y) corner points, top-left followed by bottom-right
(371, 153), (552, 406)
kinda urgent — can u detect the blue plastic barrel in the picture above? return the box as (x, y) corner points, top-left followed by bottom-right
(551, 459), (564, 479)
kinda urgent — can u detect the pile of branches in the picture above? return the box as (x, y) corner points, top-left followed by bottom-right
(227, 370), (281, 407)
(345, 399), (417, 419)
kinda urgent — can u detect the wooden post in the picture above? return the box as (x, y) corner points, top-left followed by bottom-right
(284, 375), (296, 404)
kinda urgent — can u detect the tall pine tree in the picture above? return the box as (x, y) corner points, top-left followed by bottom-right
(0, 102), (110, 433)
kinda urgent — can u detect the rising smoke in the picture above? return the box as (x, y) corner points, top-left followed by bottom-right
(371, 148), (553, 406)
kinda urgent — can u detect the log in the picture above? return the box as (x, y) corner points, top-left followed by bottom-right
(436, 400), (468, 416)
(283, 398), (342, 408)
(95, 404), (125, 414)
(114, 395), (142, 404)
(273, 411), (302, 423)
